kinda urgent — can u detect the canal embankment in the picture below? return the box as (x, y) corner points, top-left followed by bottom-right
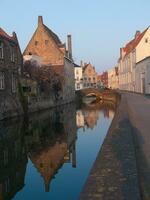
(79, 92), (142, 200)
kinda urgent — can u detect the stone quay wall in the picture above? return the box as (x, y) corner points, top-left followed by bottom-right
(79, 93), (141, 200)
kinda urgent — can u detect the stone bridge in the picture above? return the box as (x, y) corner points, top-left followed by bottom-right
(76, 88), (103, 98)
(76, 88), (119, 103)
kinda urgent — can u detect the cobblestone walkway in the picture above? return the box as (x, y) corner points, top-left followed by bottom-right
(126, 93), (150, 200)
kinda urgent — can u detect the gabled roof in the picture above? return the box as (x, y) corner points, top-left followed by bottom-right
(123, 27), (148, 56)
(43, 25), (62, 45)
(0, 27), (16, 43)
(83, 63), (90, 72)
(83, 63), (94, 72)
(74, 63), (81, 68)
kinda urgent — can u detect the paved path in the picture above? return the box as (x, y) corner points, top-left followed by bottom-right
(126, 93), (150, 200)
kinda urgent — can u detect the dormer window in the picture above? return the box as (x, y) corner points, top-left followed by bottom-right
(0, 41), (4, 59)
(10, 46), (15, 62)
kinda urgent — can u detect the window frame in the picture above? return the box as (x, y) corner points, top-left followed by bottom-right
(0, 71), (5, 90)
(10, 45), (15, 62)
(11, 73), (17, 93)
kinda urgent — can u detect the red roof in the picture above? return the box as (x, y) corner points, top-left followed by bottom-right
(123, 28), (148, 56)
(0, 27), (15, 42)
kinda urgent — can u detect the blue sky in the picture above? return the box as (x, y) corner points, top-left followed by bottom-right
(1, 0), (150, 72)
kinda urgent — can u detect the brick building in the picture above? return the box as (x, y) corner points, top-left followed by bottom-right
(23, 16), (75, 103)
(82, 63), (97, 88)
(0, 27), (22, 120)
(99, 71), (108, 87)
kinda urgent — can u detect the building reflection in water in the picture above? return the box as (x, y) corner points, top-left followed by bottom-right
(76, 103), (115, 130)
(0, 120), (27, 200)
(0, 103), (77, 199)
(0, 101), (115, 200)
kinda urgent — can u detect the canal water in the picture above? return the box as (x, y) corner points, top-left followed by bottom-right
(0, 103), (115, 200)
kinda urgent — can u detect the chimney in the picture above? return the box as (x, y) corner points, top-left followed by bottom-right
(135, 30), (141, 39)
(80, 60), (83, 67)
(38, 16), (43, 26)
(12, 32), (17, 40)
(67, 34), (72, 60)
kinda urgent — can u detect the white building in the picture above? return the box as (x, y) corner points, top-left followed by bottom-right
(74, 64), (83, 90)
(135, 57), (150, 94)
(76, 110), (85, 128)
(118, 27), (150, 91)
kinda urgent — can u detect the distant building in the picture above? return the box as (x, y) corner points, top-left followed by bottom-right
(99, 71), (108, 87)
(23, 16), (75, 103)
(97, 74), (103, 88)
(135, 57), (150, 94)
(0, 27), (22, 120)
(82, 63), (97, 88)
(108, 66), (119, 89)
(74, 63), (83, 90)
(118, 27), (150, 91)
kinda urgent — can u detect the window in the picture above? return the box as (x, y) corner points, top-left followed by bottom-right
(0, 72), (5, 90)
(77, 83), (80, 89)
(145, 38), (148, 43)
(0, 41), (4, 59)
(35, 41), (38, 46)
(10, 46), (15, 62)
(89, 77), (91, 81)
(3, 149), (8, 165)
(76, 70), (79, 75)
(12, 73), (17, 93)
(45, 40), (49, 45)
(4, 177), (10, 193)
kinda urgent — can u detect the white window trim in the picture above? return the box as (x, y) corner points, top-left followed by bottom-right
(0, 71), (5, 90)
(10, 46), (15, 62)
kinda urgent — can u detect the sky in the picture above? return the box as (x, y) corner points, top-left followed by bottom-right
(1, 0), (150, 73)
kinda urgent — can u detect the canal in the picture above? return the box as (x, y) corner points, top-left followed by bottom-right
(0, 102), (115, 200)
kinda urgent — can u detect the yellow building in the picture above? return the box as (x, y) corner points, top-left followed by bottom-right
(108, 66), (119, 89)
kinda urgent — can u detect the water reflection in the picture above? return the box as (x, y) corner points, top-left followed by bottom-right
(76, 105), (114, 129)
(0, 102), (115, 200)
